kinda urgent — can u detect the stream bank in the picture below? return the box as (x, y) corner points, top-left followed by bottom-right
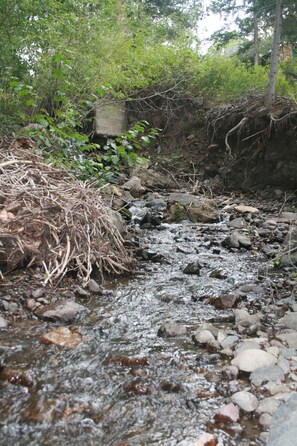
(1, 184), (297, 446)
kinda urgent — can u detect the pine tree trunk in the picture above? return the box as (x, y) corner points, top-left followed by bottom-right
(265, 0), (282, 108)
(253, 5), (259, 65)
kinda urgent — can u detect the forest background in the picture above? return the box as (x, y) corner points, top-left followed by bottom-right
(1, 0), (296, 180)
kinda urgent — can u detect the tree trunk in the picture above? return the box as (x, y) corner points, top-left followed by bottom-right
(253, 3), (259, 65)
(265, 0), (282, 108)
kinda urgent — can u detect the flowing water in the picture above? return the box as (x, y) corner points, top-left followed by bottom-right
(0, 214), (263, 446)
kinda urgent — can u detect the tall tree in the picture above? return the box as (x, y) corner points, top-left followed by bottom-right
(265, 0), (283, 107)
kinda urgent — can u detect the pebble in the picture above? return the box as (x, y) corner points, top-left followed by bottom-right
(194, 329), (215, 344)
(256, 396), (281, 415)
(259, 412), (272, 428)
(0, 316), (9, 329)
(214, 402), (240, 423)
(35, 301), (88, 323)
(231, 390), (258, 412)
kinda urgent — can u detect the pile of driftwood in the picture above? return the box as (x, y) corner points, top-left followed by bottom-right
(0, 137), (134, 285)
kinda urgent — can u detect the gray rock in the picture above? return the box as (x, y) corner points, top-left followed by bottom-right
(31, 288), (45, 299)
(183, 261), (201, 275)
(231, 349), (277, 372)
(223, 231), (252, 249)
(267, 394), (297, 446)
(231, 391), (258, 412)
(75, 286), (90, 297)
(87, 279), (102, 293)
(122, 176), (146, 198)
(0, 316), (8, 329)
(220, 335), (240, 350)
(222, 365), (239, 379)
(234, 309), (262, 327)
(281, 212), (297, 221)
(259, 413), (272, 428)
(250, 365), (285, 387)
(234, 341), (262, 356)
(35, 301), (88, 323)
(256, 396), (281, 415)
(158, 321), (187, 338)
(194, 330), (215, 345)
(279, 312), (297, 330)
(227, 218), (247, 229)
(277, 332), (297, 349)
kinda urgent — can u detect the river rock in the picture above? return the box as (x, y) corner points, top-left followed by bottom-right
(210, 294), (239, 310)
(122, 176), (146, 198)
(220, 335), (240, 350)
(234, 205), (259, 214)
(0, 316), (8, 329)
(167, 193), (218, 223)
(279, 312), (297, 330)
(35, 301), (88, 323)
(234, 309), (262, 328)
(259, 413), (272, 428)
(250, 365), (285, 387)
(214, 402), (240, 423)
(40, 326), (83, 348)
(194, 432), (218, 446)
(222, 232), (252, 249)
(183, 260), (201, 275)
(231, 349), (277, 372)
(227, 217), (247, 229)
(268, 393), (297, 446)
(256, 396), (281, 415)
(132, 166), (176, 189)
(87, 279), (102, 293)
(31, 288), (45, 299)
(158, 321), (187, 338)
(231, 391), (258, 412)
(281, 211), (297, 221)
(194, 330), (215, 345)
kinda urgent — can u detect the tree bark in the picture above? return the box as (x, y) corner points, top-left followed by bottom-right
(253, 3), (259, 65)
(265, 0), (282, 108)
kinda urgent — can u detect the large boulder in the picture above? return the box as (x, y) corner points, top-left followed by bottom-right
(166, 193), (218, 223)
(267, 393), (297, 446)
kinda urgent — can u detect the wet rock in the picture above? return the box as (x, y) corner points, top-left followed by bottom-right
(183, 260), (202, 275)
(0, 367), (33, 387)
(158, 321), (187, 338)
(117, 356), (149, 367)
(75, 286), (90, 297)
(40, 326), (83, 348)
(124, 381), (152, 395)
(231, 349), (277, 372)
(250, 365), (285, 387)
(214, 402), (240, 423)
(208, 269), (228, 279)
(227, 217), (247, 229)
(0, 316), (8, 329)
(167, 194), (218, 223)
(160, 380), (181, 393)
(194, 432), (218, 446)
(122, 176), (146, 198)
(140, 210), (163, 227)
(140, 249), (165, 262)
(231, 391), (258, 412)
(256, 396), (281, 415)
(194, 330), (215, 345)
(209, 294), (239, 310)
(279, 312), (297, 330)
(234, 205), (259, 214)
(35, 300), (88, 323)
(222, 232), (252, 249)
(23, 397), (60, 422)
(87, 279), (102, 293)
(267, 393), (297, 445)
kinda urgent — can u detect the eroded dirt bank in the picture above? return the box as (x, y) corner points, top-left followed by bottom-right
(1, 184), (297, 446)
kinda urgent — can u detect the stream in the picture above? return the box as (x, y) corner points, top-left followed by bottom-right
(0, 202), (277, 446)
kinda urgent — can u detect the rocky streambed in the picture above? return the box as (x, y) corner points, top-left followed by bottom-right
(1, 188), (297, 446)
